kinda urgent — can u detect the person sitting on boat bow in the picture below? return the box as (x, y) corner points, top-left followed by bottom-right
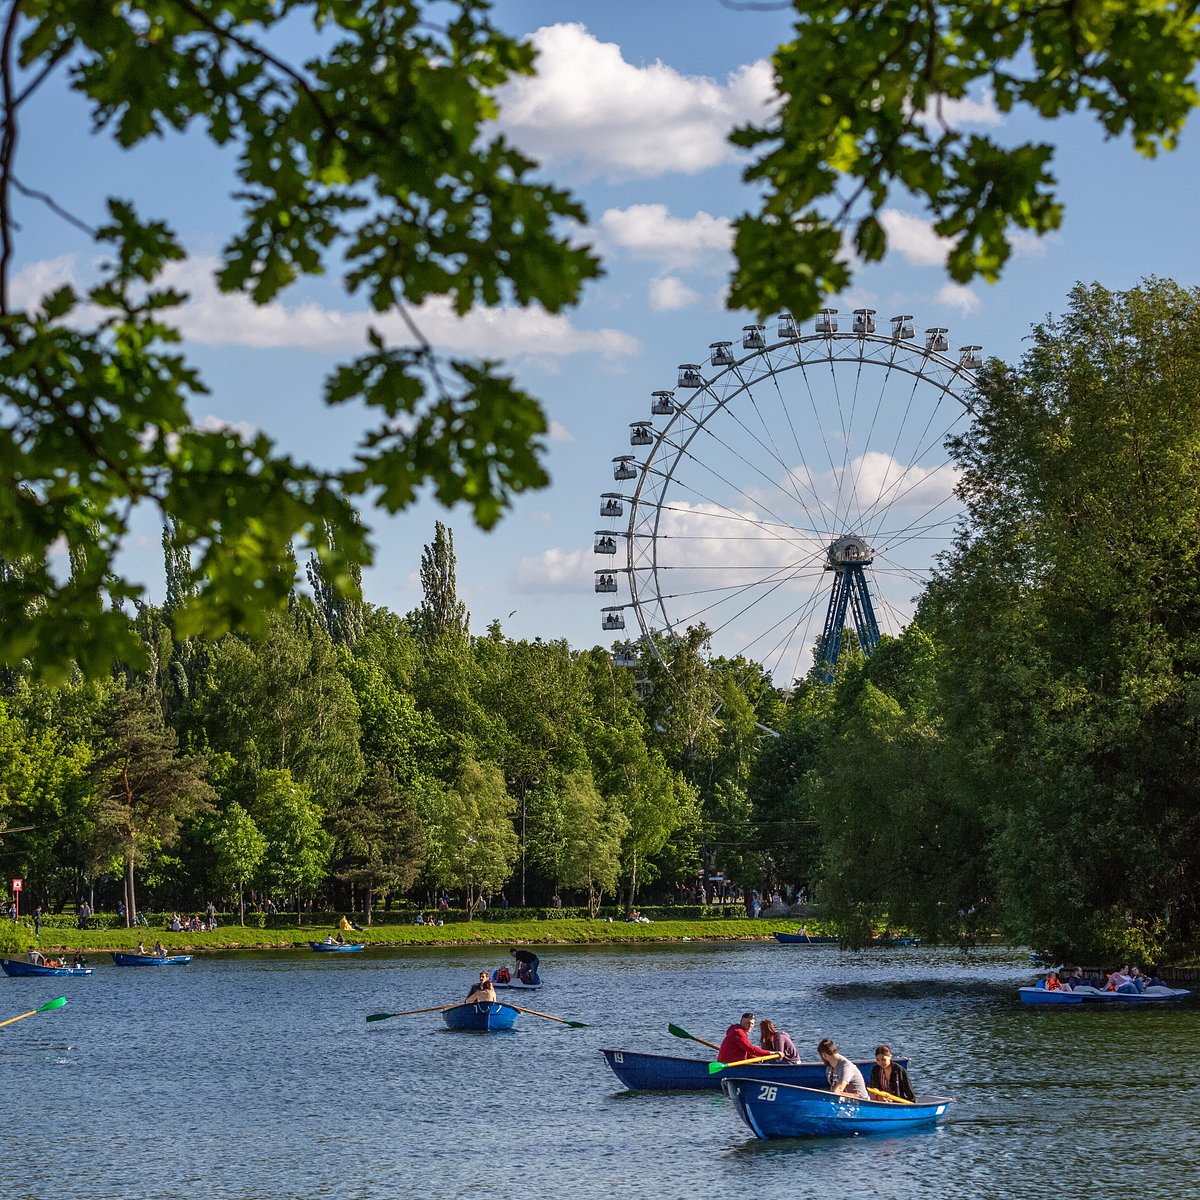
(718, 1013), (760, 1063)
(868, 1044), (915, 1102)
(759, 1019), (800, 1064)
(818, 1038), (869, 1099)
(465, 971), (496, 1004)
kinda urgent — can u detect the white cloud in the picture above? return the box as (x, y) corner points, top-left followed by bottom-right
(649, 276), (700, 312)
(196, 413), (260, 443)
(495, 23), (775, 180)
(547, 419), (575, 443)
(917, 88), (1003, 130)
(880, 209), (952, 268)
(10, 255), (638, 363)
(936, 282), (981, 315)
(598, 205), (732, 271)
(512, 546), (590, 593)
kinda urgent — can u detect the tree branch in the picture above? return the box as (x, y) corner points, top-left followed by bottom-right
(0, 0), (24, 315)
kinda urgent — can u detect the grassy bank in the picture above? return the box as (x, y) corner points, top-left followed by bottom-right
(33, 918), (814, 954)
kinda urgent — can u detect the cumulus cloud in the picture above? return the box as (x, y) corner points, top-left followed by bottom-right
(917, 88), (1003, 130)
(936, 282), (982, 315)
(880, 209), (953, 268)
(10, 255), (638, 363)
(598, 205), (733, 271)
(649, 276), (701, 312)
(512, 546), (590, 593)
(196, 413), (260, 443)
(495, 24), (775, 180)
(547, 419), (575, 443)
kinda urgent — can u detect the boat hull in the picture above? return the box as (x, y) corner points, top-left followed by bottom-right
(1020, 985), (1190, 1005)
(1018, 986), (1083, 1005)
(110, 953), (193, 967)
(598, 1049), (904, 1093)
(722, 1077), (951, 1139)
(442, 1002), (519, 1031)
(773, 933), (838, 944)
(309, 942), (365, 952)
(1, 958), (93, 977)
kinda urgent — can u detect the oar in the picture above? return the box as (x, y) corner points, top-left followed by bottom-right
(366, 1004), (456, 1023)
(708, 1052), (780, 1074)
(507, 1004), (589, 1029)
(867, 1085), (914, 1105)
(667, 1022), (721, 1052)
(0, 996), (68, 1029)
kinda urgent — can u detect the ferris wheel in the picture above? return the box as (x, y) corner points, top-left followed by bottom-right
(594, 309), (981, 691)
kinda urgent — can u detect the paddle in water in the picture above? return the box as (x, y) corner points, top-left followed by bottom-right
(508, 1004), (588, 1029)
(708, 1052), (780, 1074)
(0, 996), (68, 1030)
(366, 1004), (456, 1023)
(667, 1023), (721, 1052)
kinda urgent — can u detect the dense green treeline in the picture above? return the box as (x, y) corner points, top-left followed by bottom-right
(761, 281), (1200, 965)
(0, 521), (788, 924)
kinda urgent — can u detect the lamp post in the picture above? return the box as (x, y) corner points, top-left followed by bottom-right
(510, 774), (539, 908)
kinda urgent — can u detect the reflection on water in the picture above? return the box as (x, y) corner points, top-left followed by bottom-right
(3, 942), (1198, 1199)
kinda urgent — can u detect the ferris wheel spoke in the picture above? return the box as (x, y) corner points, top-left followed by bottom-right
(872, 505), (962, 558)
(692, 376), (834, 531)
(643, 462), (827, 554)
(856, 411), (965, 543)
(741, 575), (834, 685)
(765, 362), (839, 532)
(825, 355), (871, 535)
(638, 553), (829, 633)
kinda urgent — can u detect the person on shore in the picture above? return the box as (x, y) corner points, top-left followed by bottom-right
(818, 1038), (869, 1098)
(759, 1019), (800, 1064)
(465, 971), (496, 1004)
(868, 1044), (915, 1102)
(510, 948), (541, 984)
(718, 1013), (759, 1063)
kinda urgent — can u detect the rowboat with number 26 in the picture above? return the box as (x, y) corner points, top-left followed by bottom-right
(722, 1076), (952, 1138)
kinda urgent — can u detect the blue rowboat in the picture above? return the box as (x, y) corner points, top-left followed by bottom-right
(1, 958), (93, 977)
(773, 932), (838, 944)
(309, 942), (365, 953)
(1020, 984), (1189, 1005)
(110, 953), (193, 967)
(442, 1002), (518, 1032)
(598, 1049), (904, 1093)
(1018, 986), (1083, 1005)
(722, 1077), (952, 1139)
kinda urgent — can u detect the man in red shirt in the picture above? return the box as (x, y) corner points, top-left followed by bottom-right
(717, 1012), (759, 1062)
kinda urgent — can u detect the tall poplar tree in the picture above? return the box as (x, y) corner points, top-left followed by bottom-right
(415, 523), (470, 647)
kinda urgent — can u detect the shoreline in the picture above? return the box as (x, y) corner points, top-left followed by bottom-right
(23, 918), (838, 955)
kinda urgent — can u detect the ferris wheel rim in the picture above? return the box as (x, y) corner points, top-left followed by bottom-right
(599, 319), (981, 686)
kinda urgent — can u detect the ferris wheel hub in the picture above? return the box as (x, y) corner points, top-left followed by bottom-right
(825, 534), (875, 570)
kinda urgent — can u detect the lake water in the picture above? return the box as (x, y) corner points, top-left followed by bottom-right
(3, 942), (1197, 1199)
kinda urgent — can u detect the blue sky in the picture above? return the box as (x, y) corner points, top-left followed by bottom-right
(12, 3), (1199, 673)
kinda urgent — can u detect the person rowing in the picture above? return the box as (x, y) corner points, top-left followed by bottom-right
(465, 971), (497, 1005)
(718, 1012), (763, 1062)
(818, 1037), (869, 1098)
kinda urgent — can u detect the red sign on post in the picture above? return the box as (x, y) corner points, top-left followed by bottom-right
(11, 879), (22, 891)
(10, 878), (20, 921)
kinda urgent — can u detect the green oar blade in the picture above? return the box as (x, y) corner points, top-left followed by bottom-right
(39, 997), (68, 1012)
(366, 1012), (395, 1022)
(707, 1060), (726, 1074)
(667, 1023), (694, 1041)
